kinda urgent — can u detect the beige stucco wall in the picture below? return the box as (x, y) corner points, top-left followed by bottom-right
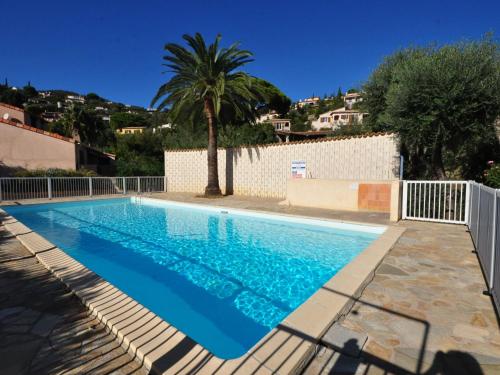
(286, 178), (402, 221)
(0, 103), (29, 124)
(164, 133), (400, 199)
(0, 121), (76, 173)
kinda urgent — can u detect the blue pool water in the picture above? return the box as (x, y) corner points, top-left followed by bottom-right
(3, 198), (382, 358)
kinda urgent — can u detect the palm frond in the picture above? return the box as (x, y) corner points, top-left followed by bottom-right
(151, 33), (267, 126)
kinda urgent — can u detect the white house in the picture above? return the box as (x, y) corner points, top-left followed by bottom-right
(152, 123), (172, 133)
(344, 92), (363, 109)
(66, 95), (85, 104)
(256, 112), (279, 124)
(269, 118), (291, 132)
(311, 108), (367, 130)
(295, 96), (320, 108)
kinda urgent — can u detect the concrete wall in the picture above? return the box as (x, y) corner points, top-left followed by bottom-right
(164, 133), (400, 198)
(0, 119), (76, 174)
(286, 179), (402, 221)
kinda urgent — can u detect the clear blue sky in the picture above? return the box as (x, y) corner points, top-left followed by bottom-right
(2, 0), (498, 107)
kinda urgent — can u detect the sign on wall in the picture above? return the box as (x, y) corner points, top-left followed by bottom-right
(291, 160), (306, 178)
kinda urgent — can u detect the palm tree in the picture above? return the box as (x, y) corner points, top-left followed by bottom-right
(151, 33), (265, 196)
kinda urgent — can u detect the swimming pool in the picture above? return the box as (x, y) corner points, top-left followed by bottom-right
(3, 197), (384, 359)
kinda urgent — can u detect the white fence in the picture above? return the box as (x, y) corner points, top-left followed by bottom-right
(468, 182), (500, 310)
(403, 180), (500, 313)
(0, 176), (166, 201)
(402, 181), (469, 224)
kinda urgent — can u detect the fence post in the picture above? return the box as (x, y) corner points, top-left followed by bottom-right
(465, 181), (471, 226)
(123, 177), (126, 195)
(402, 181), (408, 220)
(137, 177), (141, 194)
(164, 176), (167, 193)
(47, 178), (52, 200)
(89, 177), (93, 197)
(476, 185), (481, 239)
(490, 191), (498, 291)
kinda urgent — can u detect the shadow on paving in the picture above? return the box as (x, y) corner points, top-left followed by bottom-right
(0, 214), (147, 375)
(302, 286), (488, 375)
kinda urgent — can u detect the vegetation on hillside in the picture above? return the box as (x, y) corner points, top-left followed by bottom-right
(362, 36), (500, 181)
(3, 36), (498, 184)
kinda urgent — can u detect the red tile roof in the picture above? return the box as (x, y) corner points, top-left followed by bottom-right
(0, 102), (25, 112)
(0, 118), (74, 143)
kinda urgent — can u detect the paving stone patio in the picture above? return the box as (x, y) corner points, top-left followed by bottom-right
(304, 221), (500, 375)
(0, 225), (147, 375)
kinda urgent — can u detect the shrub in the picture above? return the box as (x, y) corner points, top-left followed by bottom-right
(14, 168), (98, 177)
(484, 162), (500, 188)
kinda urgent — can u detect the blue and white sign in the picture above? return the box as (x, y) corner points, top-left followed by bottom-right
(291, 160), (306, 178)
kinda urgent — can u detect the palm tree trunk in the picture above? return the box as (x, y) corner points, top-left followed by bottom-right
(204, 98), (222, 196)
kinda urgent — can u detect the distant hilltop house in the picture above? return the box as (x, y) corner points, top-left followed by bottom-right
(116, 126), (146, 135)
(311, 92), (367, 130)
(65, 95), (85, 104)
(256, 112), (280, 124)
(152, 123), (172, 133)
(312, 108), (368, 130)
(295, 96), (320, 109)
(41, 111), (63, 123)
(0, 103), (115, 176)
(344, 92), (363, 109)
(269, 118), (291, 132)
(255, 112), (291, 132)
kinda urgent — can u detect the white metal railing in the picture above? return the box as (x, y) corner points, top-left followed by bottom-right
(0, 176), (166, 202)
(467, 182), (499, 306)
(402, 180), (469, 224)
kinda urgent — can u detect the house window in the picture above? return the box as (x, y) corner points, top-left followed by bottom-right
(334, 115), (339, 120)
(341, 115), (347, 120)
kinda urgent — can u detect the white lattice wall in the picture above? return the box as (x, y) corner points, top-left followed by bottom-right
(164, 133), (400, 198)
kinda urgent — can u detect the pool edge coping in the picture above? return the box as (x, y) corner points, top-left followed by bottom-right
(0, 203), (405, 375)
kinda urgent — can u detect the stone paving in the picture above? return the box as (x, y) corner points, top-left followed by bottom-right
(304, 221), (500, 375)
(0, 224), (147, 375)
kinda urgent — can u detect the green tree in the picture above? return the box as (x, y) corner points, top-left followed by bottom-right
(151, 33), (267, 196)
(363, 37), (500, 180)
(22, 84), (38, 100)
(0, 86), (26, 107)
(252, 78), (291, 117)
(289, 108), (311, 131)
(51, 104), (114, 149)
(219, 123), (275, 147)
(115, 131), (164, 176)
